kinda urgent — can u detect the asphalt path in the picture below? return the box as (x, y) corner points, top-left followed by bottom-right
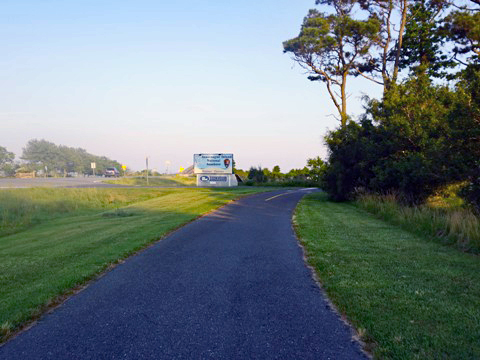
(0, 189), (366, 359)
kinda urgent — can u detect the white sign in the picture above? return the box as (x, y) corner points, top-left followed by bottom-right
(90, 162), (96, 169)
(196, 174), (238, 187)
(194, 154), (233, 174)
(199, 175), (228, 183)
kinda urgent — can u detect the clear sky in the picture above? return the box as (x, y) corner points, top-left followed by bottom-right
(0, 0), (381, 172)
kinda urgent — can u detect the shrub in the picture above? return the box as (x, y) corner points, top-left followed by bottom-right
(460, 176), (480, 214)
(322, 73), (479, 204)
(247, 166), (267, 183)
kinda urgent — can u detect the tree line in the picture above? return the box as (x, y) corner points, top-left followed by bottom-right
(0, 139), (122, 176)
(235, 157), (326, 186)
(284, 0), (479, 210)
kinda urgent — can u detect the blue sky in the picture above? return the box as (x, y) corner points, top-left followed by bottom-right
(0, 0), (381, 172)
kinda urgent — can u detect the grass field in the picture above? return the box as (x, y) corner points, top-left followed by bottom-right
(104, 175), (196, 187)
(0, 186), (273, 342)
(294, 192), (480, 360)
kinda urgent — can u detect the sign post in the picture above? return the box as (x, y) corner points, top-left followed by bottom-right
(145, 157), (149, 185)
(91, 162), (96, 177)
(121, 165), (127, 177)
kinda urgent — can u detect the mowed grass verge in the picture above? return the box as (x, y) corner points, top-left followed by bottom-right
(0, 188), (172, 237)
(294, 192), (480, 359)
(0, 187), (272, 342)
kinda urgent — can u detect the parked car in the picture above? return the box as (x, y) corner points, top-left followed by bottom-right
(104, 167), (120, 177)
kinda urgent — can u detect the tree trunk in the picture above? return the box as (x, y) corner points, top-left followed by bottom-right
(392, 0), (408, 85)
(341, 73), (348, 127)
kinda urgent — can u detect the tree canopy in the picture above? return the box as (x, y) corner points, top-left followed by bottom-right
(21, 139), (122, 175)
(286, 0), (480, 209)
(283, 0), (381, 126)
(0, 146), (14, 167)
(0, 146), (16, 176)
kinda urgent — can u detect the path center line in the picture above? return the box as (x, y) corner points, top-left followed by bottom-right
(265, 191), (297, 202)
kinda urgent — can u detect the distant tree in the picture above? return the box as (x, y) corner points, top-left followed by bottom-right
(21, 139), (122, 176)
(283, 0), (381, 126)
(0, 146), (16, 176)
(306, 156), (327, 183)
(272, 165), (282, 181)
(263, 168), (272, 180)
(0, 146), (15, 166)
(21, 139), (59, 172)
(286, 167), (309, 181)
(248, 166), (267, 183)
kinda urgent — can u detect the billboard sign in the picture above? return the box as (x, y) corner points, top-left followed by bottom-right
(194, 154), (233, 174)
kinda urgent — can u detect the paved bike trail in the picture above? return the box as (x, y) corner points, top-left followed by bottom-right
(0, 189), (366, 359)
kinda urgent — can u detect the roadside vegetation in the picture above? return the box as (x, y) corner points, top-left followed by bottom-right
(356, 192), (480, 254)
(0, 139), (122, 177)
(104, 175), (196, 187)
(0, 186), (275, 343)
(235, 156), (325, 187)
(284, 0), (479, 215)
(295, 192), (480, 359)
(0, 188), (166, 237)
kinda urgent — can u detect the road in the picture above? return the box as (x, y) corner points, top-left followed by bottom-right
(0, 177), (129, 189)
(0, 189), (366, 359)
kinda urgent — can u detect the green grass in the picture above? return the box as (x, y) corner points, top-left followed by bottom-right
(294, 192), (480, 359)
(0, 186), (273, 342)
(356, 193), (480, 253)
(104, 175), (196, 186)
(0, 188), (171, 237)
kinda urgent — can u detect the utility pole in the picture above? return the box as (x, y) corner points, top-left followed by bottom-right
(146, 156), (149, 185)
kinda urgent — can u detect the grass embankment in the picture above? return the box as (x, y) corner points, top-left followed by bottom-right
(0, 187), (271, 342)
(356, 193), (480, 253)
(104, 175), (196, 187)
(295, 192), (480, 359)
(0, 188), (168, 237)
